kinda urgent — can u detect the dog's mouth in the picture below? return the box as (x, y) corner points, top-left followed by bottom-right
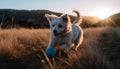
(54, 33), (59, 36)
(53, 29), (69, 37)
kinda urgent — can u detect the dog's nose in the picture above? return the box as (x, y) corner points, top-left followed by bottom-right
(53, 30), (57, 34)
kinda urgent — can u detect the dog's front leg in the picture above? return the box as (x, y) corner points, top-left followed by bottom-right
(58, 43), (71, 57)
(60, 43), (71, 50)
(47, 39), (56, 48)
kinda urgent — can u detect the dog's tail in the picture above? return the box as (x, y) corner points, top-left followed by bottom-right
(73, 10), (82, 25)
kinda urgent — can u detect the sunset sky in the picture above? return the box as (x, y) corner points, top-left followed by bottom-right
(0, 0), (120, 17)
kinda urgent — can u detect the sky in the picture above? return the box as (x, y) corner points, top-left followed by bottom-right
(0, 0), (120, 16)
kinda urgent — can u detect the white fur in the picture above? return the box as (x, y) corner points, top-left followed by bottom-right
(45, 10), (83, 51)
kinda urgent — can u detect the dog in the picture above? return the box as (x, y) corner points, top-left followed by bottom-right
(45, 10), (83, 51)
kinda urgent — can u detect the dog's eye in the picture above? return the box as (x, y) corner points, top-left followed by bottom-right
(58, 24), (62, 28)
(52, 25), (55, 27)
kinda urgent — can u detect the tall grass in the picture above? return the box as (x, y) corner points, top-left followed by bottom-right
(0, 27), (120, 69)
(0, 29), (49, 58)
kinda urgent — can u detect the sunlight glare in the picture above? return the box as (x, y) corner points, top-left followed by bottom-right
(90, 8), (115, 19)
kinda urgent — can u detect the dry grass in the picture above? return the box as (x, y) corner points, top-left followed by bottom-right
(0, 29), (49, 57)
(0, 27), (120, 69)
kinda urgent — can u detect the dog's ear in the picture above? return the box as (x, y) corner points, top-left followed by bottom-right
(61, 14), (70, 22)
(45, 14), (53, 23)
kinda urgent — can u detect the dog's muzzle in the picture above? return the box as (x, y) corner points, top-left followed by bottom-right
(53, 30), (57, 34)
(53, 30), (59, 36)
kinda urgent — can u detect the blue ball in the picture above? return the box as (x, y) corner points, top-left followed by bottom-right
(45, 47), (56, 58)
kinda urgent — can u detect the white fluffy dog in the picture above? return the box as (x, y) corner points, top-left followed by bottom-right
(45, 10), (83, 51)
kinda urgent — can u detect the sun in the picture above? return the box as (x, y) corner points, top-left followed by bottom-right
(90, 8), (115, 19)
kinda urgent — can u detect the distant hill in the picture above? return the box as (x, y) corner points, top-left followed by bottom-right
(81, 16), (100, 28)
(0, 9), (100, 29)
(97, 13), (120, 27)
(0, 9), (62, 28)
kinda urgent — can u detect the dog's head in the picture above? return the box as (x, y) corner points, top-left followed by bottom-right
(45, 14), (71, 36)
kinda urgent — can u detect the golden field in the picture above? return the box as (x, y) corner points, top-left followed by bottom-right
(0, 27), (120, 69)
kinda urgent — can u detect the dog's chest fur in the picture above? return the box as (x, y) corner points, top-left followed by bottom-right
(53, 32), (71, 45)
